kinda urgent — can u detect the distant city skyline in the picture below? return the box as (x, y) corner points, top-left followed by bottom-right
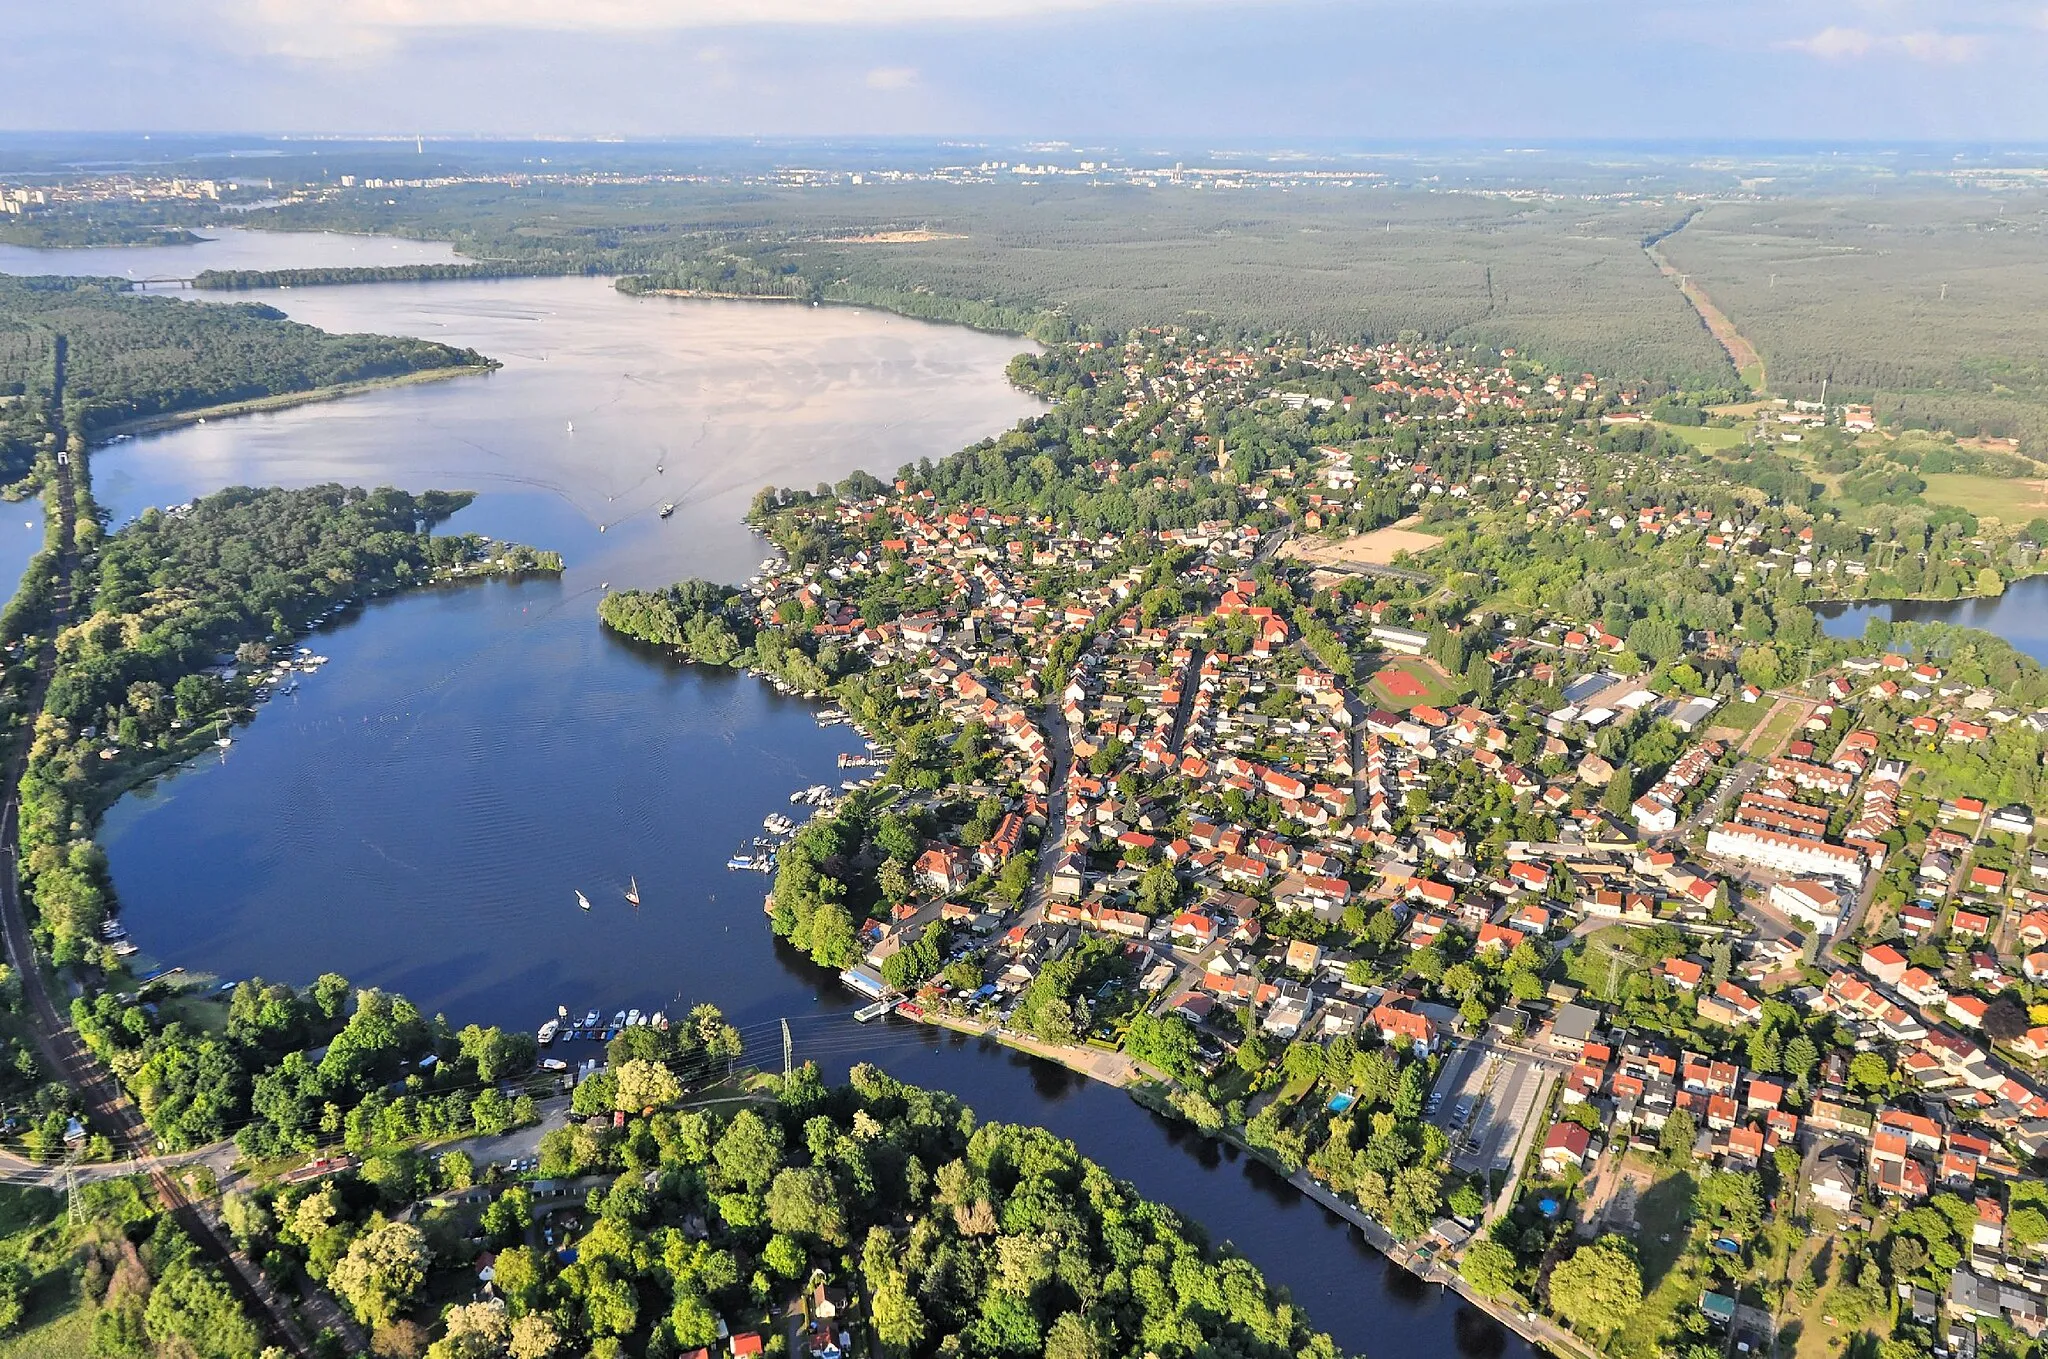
(6, 0), (2047, 141)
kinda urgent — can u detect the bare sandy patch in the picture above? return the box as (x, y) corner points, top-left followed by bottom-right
(1285, 515), (1443, 568)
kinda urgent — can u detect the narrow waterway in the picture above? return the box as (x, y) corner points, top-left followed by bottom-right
(3, 234), (1527, 1359)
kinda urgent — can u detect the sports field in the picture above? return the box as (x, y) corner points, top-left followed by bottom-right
(1365, 656), (1461, 711)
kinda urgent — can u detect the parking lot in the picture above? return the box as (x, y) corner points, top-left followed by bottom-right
(1430, 1045), (1548, 1175)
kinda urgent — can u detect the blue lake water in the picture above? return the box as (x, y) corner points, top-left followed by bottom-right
(1816, 574), (2048, 665)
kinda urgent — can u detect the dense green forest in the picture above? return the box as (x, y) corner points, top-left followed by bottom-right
(0, 218), (202, 248)
(73, 970), (542, 1154)
(1658, 197), (2048, 442)
(0, 275), (491, 433)
(237, 1058), (1349, 1359)
(193, 260), (580, 289)
(254, 182), (1737, 383)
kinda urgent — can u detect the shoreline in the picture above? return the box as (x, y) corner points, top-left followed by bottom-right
(1810, 575), (2045, 614)
(86, 363), (495, 444)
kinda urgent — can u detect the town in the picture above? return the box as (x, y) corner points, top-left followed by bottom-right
(593, 324), (2048, 1359)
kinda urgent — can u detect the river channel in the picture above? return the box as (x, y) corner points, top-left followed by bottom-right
(5, 231), (1525, 1359)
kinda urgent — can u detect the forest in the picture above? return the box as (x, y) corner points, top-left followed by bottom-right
(256, 181), (1737, 384)
(193, 261), (580, 290)
(0, 218), (202, 248)
(0, 274), (491, 434)
(1657, 197), (2048, 443)
(217, 1057), (1352, 1359)
(72, 971), (543, 1154)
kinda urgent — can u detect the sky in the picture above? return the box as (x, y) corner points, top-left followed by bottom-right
(6, 0), (2048, 141)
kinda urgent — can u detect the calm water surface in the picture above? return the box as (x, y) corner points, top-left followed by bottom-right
(1817, 577), (2048, 664)
(0, 500), (44, 606)
(7, 236), (1520, 1358)
(0, 227), (461, 283)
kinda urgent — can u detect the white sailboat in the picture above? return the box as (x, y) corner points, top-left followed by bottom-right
(575, 889), (592, 912)
(625, 876), (640, 907)
(566, 420), (575, 433)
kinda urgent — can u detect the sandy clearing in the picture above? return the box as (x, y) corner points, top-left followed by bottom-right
(1285, 515), (1443, 568)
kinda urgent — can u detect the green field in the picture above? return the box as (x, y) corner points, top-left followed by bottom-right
(1746, 699), (1807, 758)
(1920, 472), (2048, 522)
(1706, 697), (1770, 736)
(1657, 421), (1749, 453)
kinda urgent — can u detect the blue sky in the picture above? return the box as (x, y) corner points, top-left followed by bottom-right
(7, 0), (2048, 140)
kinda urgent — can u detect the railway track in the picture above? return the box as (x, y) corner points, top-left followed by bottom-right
(0, 440), (321, 1356)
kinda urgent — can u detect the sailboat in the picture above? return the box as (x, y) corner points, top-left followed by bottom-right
(575, 889), (592, 912)
(625, 877), (641, 907)
(566, 420), (575, 434)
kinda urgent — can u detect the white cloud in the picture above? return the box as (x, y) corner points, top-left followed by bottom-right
(865, 65), (919, 89)
(1780, 23), (1984, 60)
(1783, 24), (1877, 57)
(1894, 28), (1982, 59)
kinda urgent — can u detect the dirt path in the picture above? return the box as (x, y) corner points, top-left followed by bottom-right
(1646, 239), (1766, 391)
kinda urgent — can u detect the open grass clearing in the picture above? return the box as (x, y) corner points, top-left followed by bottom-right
(1657, 421), (1750, 453)
(1708, 698), (1771, 736)
(1920, 472), (2048, 522)
(1745, 699), (1807, 758)
(1610, 1165), (1700, 1359)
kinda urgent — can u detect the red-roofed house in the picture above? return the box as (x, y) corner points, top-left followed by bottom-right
(1541, 1122), (1595, 1175)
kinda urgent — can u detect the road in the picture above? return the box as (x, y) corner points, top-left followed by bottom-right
(432, 1096), (569, 1168)
(1021, 682), (1076, 923)
(1670, 755), (1758, 844)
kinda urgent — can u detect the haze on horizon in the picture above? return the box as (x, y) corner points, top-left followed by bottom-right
(5, 0), (2047, 143)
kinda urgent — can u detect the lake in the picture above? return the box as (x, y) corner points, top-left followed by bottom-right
(4, 233), (1525, 1359)
(0, 227), (462, 284)
(1816, 576), (2048, 664)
